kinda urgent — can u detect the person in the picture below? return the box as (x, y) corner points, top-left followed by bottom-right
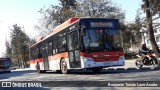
(140, 43), (150, 63)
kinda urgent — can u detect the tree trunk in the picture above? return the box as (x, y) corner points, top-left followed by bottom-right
(21, 44), (25, 68)
(15, 48), (21, 68)
(145, 0), (160, 57)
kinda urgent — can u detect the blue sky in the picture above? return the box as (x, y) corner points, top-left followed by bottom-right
(0, 0), (142, 56)
(113, 0), (142, 22)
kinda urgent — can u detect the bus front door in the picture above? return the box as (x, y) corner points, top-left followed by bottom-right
(67, 30), (81, 68)
(43, 45), (49, 70)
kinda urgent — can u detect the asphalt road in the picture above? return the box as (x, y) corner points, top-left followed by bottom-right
(0, 60), (160, 90)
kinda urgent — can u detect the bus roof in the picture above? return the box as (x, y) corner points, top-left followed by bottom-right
(52, 17), (80, 34)
(30, 17), (80, 48)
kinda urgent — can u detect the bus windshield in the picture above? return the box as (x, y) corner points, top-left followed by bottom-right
(82, 29), (123, 52)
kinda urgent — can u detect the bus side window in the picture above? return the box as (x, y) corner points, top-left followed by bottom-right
(35, 48), (38, 59)
(52, 40), (57, 55)
(40, 46), (43, 56)
(31, 49), (34, 60)
(33, 48), (35, 60)
(58, 37), (67, 53)
(62, 37), (67, 52)
(57, 38), (61, 53)
(44, 43), (48, 56)
(73, 31), (79, 49)
(38, 47), (42, 58)
(48, 42), (52, 56)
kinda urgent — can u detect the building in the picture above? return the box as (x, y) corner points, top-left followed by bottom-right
(140, 17), (160, 49)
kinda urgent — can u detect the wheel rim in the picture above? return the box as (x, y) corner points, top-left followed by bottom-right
(135, 60), (142, 68)
(152, 59), (159, 67)
(136, 61), (140, 66)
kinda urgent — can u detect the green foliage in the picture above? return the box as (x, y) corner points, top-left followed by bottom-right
(76, 0), (125, 20)
(10, 24), (31, 68)
(35, 0), (125, 36)
(141, 0), (160, 57)
(142, 0), (160, 16)
(5, 41), (12, 57)
(122, 9), (143, 51)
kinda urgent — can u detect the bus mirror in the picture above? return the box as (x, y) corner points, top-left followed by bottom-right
(81, 26), (86, 36)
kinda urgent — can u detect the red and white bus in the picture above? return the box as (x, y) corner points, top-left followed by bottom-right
(0, 58), (11, 73)
(29, 17), (125, 74)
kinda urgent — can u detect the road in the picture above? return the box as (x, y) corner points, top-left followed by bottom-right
(0, 60), (160, 90)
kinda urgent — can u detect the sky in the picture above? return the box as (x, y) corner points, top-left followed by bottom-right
(0, 0), (142, 57)
(112, 0), (142, 22)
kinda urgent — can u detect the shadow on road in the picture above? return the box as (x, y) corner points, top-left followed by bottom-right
(0, 69), (36, 80)
(42, 67), (160, 75)
(1, 67), (160, 78)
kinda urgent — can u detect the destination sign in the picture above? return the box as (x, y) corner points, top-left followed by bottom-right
(90, 22), (114, 28)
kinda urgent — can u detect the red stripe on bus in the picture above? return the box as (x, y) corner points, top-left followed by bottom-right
(30, 58), (43, 64)
(30, 60), (35, 64)
(48, 52), (68, 61)
(36, 58), (43, 62)
(30, 52), (69, 64)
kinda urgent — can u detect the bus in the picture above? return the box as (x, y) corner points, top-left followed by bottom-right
(29, 17), (125, 74)
(0, 58), (11, 73)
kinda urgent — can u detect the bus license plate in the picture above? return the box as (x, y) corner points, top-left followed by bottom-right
(104, 62), (112, 66)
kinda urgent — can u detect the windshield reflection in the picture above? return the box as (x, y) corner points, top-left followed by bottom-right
(82, 29), (122, 52)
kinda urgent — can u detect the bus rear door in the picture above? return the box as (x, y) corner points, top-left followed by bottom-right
(43, 44), (49, 70)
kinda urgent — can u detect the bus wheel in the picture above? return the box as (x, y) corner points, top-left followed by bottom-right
(56, 70), (62, 74)
(92, 67), (102, 73)
(60, 59), (69, 74)
(6, 71), (11, 73)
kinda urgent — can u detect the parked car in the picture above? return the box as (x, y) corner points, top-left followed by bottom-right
(125, 51), (137, 55)
(124, 51), (138, 59)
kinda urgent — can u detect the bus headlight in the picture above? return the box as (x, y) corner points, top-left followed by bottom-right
(84, 58), (94, 62)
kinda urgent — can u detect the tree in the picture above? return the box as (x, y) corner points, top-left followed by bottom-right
(5, 41), (12, 57)
(35, 0), (77, 36)
(121, 9), (143, 51)
(142, 0), (160, 57)
(35, 0), (125, 36)
(10, 24), (30, 68)
(130, 9), (143, 48)
(134, 9), (143, 39)
(76, 0), (125, 21)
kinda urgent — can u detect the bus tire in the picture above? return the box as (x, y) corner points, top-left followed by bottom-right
(92, 67), (102, 73)
(56, 70), (62, 74)
(6, 71), (11, 73)
(60, 59), (69, 74)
